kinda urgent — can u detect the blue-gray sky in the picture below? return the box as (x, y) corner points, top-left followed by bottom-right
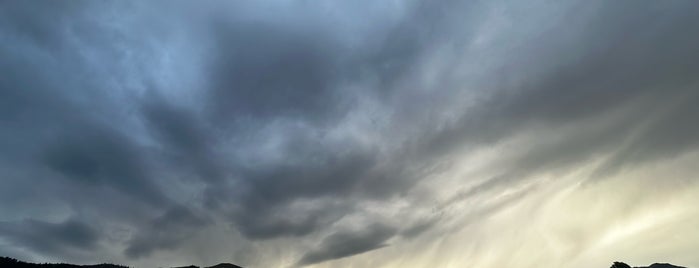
(2, 1), (699, 267)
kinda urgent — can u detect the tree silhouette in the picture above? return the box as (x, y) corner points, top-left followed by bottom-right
(612, 262), (632, 268)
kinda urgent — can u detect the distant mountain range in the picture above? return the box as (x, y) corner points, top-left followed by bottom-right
(0, 257), (688, 268)
(612, 261), (686, 268)
(0, 257), (243, 268)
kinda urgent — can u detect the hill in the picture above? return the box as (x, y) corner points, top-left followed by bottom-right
(612, 261), (687, 268)
(0, 257), (243, 268)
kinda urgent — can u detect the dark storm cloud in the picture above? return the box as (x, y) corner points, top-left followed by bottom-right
(230, 201), (351, 240)
(0, 218), (100, 257)
(420, 1), (699, 182)
(0, 1), (178, 230)
(0, 1), (89, 51)
(190, 0), (486, 235)
(212, 139), (376, 239)
(129, 0), (465, 242)
(149, 0), (482, 247)
(200, 0), (482, 125)
(140, 99), (227, 183)
(297, 223), (397, 266)
(142, 100), (213, 159)
(238, 148), (375, 207)
(41, 123), (169, 206)
(125, 206), (209, 259)
(184, 1), (472, 234)
(204, 22), (346, 124)
(0, 0), (178, 259)
(399, 219), (439, 239)
(3, 0), (699, 266)
(592, 92), (699, 178)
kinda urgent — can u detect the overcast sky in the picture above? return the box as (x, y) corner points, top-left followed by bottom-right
(2, 1), (699, 267)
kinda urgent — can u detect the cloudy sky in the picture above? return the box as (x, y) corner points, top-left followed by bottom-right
(2, 1), (699, 267)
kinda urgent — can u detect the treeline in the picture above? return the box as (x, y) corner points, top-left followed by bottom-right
(0, 257), (128, 268)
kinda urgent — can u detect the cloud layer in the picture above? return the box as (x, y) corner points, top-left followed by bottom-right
(2, 0), (699, 267)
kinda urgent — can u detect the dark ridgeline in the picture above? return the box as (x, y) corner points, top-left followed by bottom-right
(1, 257), (688, 268)
(172, 264), (243, 268)
(0, 257), (126, 268)
(612, 261), (687, 268)
(0, 257), (243, 268)
(203, 265), (243, 268)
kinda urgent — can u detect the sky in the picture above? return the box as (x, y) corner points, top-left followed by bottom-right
(1, 1), (699, 267)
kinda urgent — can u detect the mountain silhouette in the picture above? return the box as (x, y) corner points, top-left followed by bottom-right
(0, 257), (243, 268)
(643, 264), (686, 268)
(204, 264), (243, 268)
(612, 261), (687, 268)
(2, 257), (688, 268)
(172, 265), (243, 268)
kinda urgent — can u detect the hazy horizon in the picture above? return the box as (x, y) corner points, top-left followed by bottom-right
(2, 1), (699, 267)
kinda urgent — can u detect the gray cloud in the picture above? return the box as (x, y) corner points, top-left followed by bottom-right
(41, 122), (169, 206)
(2, 0), (699, 267)
(140, 98), (226, 184)
(0, 218), (100, 258)
(297, 223), (397, 266)
(125, 206), (209, 259)
(204, 21), (347, 125)
(399, 219), (438, 239)
(417, 1), (699, 182)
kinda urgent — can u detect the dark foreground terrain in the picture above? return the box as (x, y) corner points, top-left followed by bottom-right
(0, 257), (687, 268)
(0, 257), (242, 268)
(612, 262), (686, 268)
